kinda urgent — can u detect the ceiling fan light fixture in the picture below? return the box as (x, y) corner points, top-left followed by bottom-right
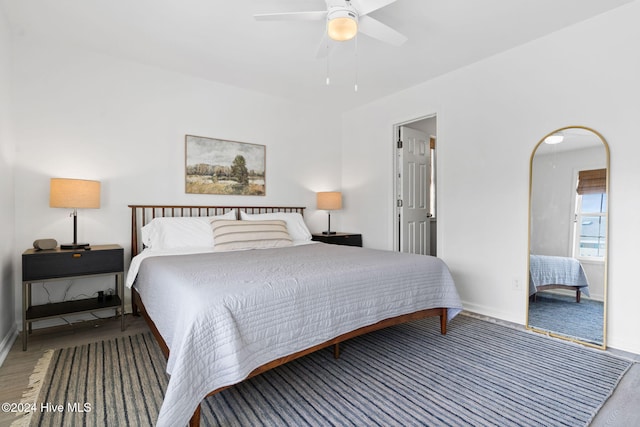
(327, 9), (358, 41)
(544, 134), (564, 145)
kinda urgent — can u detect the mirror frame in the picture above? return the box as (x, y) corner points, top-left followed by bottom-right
(526, 125), (610, 349)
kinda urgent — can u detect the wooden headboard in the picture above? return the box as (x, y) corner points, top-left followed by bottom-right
(128, 205), (306, 257)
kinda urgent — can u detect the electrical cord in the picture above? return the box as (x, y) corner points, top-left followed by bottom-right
(40, 282), (112, 302)
(42, 282), (52, 303)
(62, 281), (73, 301)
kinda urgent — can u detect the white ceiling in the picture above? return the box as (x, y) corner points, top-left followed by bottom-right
(536, 127), (606, 155)
(1, 0), (633, 112)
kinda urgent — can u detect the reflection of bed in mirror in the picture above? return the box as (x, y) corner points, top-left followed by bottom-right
(529, 254), (589, 303)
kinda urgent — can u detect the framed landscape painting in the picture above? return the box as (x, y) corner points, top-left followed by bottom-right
(185, 135), (266, 195)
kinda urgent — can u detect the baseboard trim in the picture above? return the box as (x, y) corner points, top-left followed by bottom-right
(0, 323), (18, 367)
(461, 301), (526, 326)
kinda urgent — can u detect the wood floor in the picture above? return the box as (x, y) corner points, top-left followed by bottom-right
(0, 314), (149, 426)
(0, 314), (638, 427)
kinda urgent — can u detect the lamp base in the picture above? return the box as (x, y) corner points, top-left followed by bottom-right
(322, 231), (337, 235)
(60, 243), (91, 250)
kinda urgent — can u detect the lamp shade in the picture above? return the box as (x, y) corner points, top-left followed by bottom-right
(50, 178), (101, 209)
(317, 191), (342, 210)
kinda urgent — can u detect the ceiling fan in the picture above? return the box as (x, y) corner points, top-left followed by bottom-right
(254, 0), (408, 57)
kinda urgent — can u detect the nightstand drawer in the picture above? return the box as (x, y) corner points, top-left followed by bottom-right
(22, 245), (124, 281)
(312, 233), (362, 247)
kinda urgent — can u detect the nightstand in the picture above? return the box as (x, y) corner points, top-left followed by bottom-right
(21, 244), (125, 350)
(312, 233), (362, 247)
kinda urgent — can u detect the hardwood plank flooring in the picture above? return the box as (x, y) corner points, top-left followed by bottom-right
(0, 315), (149, 426)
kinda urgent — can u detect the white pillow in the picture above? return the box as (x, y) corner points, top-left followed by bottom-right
(211, 219), (293, 252)
(141, 210), (236, 249)
(239, 211), (311, 242)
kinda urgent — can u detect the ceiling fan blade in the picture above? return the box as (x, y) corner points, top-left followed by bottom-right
(350, 0), (398, 16)
(253, 11), (327, 21)
(358, 15), (407, 46)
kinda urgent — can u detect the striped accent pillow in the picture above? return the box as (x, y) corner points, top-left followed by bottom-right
(211, 219), (293, 252)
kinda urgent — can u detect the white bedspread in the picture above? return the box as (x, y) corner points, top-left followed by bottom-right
(131, 243), (463, 426)
(529, 254), (590, 297)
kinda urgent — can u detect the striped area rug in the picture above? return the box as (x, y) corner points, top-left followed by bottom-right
(25, 314), (631, 426)
(528, 293), (604, 344)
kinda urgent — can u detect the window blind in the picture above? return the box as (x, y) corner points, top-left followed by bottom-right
(576, 168), (606, 195)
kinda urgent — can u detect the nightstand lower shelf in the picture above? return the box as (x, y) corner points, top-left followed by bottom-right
(26, 295), (122, 321)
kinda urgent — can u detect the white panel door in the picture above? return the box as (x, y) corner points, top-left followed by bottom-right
(399, 126), (431, 255)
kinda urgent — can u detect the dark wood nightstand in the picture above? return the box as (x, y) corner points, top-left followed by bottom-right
(312, 233), (362, 247)
(21, 244), (125, 350)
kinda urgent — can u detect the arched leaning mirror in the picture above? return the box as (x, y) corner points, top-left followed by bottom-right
(527, 126), (609, 349)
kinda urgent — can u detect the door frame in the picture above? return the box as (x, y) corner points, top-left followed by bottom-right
(393, 114), (437, 253)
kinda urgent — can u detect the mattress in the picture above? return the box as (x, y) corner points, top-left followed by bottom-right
(130, 243), (463, 426)
(529, 254), (590, 296)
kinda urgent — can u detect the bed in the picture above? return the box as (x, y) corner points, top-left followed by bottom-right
(127, 204), (463, 427)
(529, 254), (590, 303)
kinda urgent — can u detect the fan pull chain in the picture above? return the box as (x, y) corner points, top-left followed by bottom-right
(326, 45), (330, 85)
(354, 34), (359, 92)
(325, 22), (331, 86)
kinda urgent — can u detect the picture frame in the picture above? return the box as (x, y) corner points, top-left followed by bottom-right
(185, 135), (266, 196)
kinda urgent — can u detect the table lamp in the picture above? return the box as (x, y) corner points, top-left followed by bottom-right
(317, 191), (342, 235)
(50, 178), (101, 249)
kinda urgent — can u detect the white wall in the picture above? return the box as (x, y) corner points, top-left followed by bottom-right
(10, 40), (342, 328)
(342, 2), (640, 354)
(0, 6), (16, 363)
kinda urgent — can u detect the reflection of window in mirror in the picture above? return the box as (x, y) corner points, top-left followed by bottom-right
(573, 168), (607, 260)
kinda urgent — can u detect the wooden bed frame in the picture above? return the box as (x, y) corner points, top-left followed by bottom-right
(128, 204), (449, 427)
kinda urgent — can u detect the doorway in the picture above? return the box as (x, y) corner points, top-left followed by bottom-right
(394, 116), (437, 255)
